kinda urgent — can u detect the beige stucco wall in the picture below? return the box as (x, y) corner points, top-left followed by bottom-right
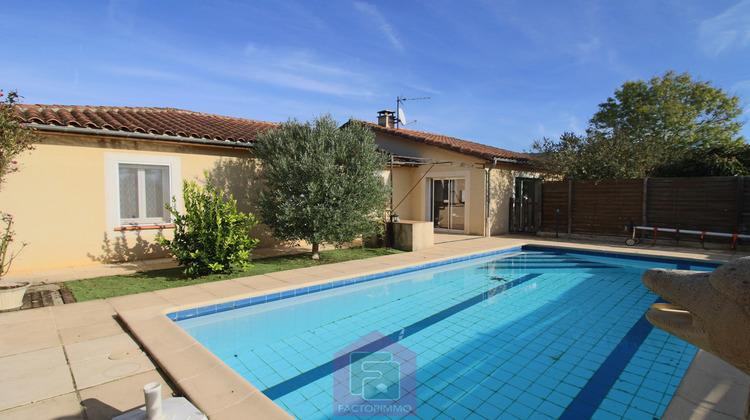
(489, 167), (545, 235)
(377, 133), (486, 235)
(0, 133), (275, 273)
(376, 133), (544, 236)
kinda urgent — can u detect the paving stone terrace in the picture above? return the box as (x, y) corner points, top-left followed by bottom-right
(0, 235), (748, 419)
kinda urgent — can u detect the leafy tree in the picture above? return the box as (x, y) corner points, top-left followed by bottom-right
(532, 131), (662, 180)
(1, 90), (37, 191)
(591, 71), (744, 152)
(157, 173), (259, 276)
(651, 143), (750, 177)
(0, 90), (37, 278)
(532, 71), (746, 180)
(254, 114), (389, 259)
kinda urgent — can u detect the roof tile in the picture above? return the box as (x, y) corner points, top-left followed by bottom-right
(15, 105), (279, 144)
(16, 105), (535, 160)
(354, 120), (535, 163)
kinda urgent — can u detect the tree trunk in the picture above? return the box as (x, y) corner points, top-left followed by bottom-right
(311, 242), (320, 260)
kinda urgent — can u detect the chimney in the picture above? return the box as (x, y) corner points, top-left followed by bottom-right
(377, 110), (395, 128)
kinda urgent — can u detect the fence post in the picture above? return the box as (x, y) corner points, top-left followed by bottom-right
(737, 177), (745, 234)
(567, 179), (573, 234)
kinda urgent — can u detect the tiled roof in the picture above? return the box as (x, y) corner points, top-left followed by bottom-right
(354, 120), (535, 163)
(13, 105), (279, 144)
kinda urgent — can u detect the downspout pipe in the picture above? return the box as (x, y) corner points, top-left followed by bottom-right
(25, 124), (255, 149)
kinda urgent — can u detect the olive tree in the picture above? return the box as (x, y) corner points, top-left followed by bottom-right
(254, 114), (389, 259)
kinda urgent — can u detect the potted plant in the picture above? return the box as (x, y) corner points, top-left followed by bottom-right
(0, 212), (29, 311)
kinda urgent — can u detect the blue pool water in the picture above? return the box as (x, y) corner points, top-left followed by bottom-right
(174, 246), (717, 419)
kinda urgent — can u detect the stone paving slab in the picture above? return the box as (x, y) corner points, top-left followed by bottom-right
(0, 298), (172, 419)
(70, 352), (158, 391)
(64, 333), (142, 364)
(663, 350), (750, 420)
(0, 364), (75, 410)
(79, 370), (175, 419)
(0, 312), (60, 358)
(0, 392), (83, 420)
(2, 346), (67, 378)
(58, 317), (125, 345)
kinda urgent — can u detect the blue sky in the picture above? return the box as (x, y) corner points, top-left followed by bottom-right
(2, 0), (749, 153)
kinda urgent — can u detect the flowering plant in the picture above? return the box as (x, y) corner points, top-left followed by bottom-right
(1, 90), (37, 192)
(0, 90), (36, 278)
(0, 212), (26, 279)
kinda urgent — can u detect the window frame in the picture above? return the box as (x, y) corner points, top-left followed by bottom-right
(117, 162), (172, 226)
(104, 153), (182, 231)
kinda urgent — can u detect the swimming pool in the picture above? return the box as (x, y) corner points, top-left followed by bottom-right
(174, 246), (717, 419)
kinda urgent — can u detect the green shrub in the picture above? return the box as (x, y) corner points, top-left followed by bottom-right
(158, 173), (259, 276)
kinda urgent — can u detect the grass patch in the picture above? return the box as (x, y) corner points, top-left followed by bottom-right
(65, 247), (403, 301)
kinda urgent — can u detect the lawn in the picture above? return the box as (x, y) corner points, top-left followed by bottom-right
(65, 247), (403, 301)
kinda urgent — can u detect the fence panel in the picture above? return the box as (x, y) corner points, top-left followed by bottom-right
(571, 180), (643, 235)
(539, 177), (750, 240)
(647, 177), (740, 234)
(540, 181), (569, 233)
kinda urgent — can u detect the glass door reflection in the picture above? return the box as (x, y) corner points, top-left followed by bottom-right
(432, 179), (465, 232)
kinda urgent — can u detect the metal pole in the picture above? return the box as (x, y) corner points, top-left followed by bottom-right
(396, 97), (401, 128)
(484, 168), (492, 237)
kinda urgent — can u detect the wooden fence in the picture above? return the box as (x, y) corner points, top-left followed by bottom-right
(539, 177), (749, 243)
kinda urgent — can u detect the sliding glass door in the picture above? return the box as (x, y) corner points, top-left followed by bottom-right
(431, 179), (465, 232)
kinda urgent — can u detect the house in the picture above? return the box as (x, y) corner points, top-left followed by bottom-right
(1, 105), (542, 274)
(2, 105), (278, 273)
(360, 110), (542, 237)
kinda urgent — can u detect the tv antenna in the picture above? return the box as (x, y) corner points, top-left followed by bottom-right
(396, 96), (430, 128)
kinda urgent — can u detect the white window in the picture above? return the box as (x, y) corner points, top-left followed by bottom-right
(104, 153), (182, 230)
(118, 163), (170, 225)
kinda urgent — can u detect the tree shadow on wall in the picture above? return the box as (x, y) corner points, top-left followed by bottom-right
(87, 229), (170, 264)
(491, 171), (517, 234)
(208, 157), (278, 247)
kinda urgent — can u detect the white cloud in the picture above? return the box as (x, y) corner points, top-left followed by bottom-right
(699, 0), (750, 56)
(352, 1), (405, 52)
(239, 44), (377, 97)
(105, 39), (379, 99)
(107, 0), (138, 35)
(99, 65), (196, 84)
(576, 37), (602, 60)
